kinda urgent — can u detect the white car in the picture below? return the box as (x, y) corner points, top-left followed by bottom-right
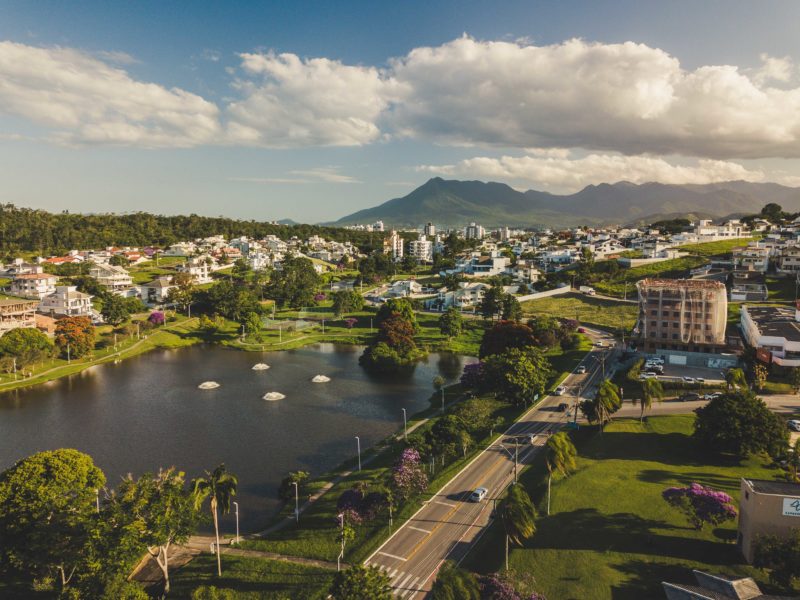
(639, 372), (657, 380)
(554, 386), (566, 396)
(576, 365), (587, 374)
(788, 420), (800, 432)
(682, 376), (696, 384)
(469, 487), (488, 502)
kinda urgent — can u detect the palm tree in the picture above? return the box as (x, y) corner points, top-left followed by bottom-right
(545, 432), (577, 515)
(192, 464), (238, 576)
(787, 439), (800, 482)
(637, 378), (664, 423)
(725, 368), (746, 391)
(501, 483), (536, 547)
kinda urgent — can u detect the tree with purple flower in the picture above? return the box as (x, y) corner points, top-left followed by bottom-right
(391, 447), (428, 501)
(344, 317), (358, 330)
(662, 482), (737, 530)
(148, 311), (165, 326)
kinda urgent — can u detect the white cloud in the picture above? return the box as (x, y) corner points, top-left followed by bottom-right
(225, 52), (394, 147)
(754, 53), (793, 84)
(228, 166), (360, 185)
(0, 41), (221, 147)
(418, 151), (766, 192)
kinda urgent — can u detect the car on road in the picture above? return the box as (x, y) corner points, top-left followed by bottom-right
(788, 420), (800, 432)
(577, 327), (586, 334)
(682, 376), (696, 384)
(644, 365), (663, 374)
(576, 365), (587, 374)
(557, 402), (569, 412)
(639, 372), (657, 380)
(554, 385), (566, 395)
(504, 433), (536, 445)
(680, 392), (701, 402)
(469, 487), (488, 502)
(701, 392), (722, 400)
(594, 342), (606, 347)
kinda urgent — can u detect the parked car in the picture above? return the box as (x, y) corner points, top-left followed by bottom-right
(557, 403), (569, 412)
(682, 376), (696, 384)
(788, 420), (800, 432)
(577, 327), (586, 334)
(554, 385), (566, 396)
(695, 377), (705, 384)
(576, 365), (587, 374)
(701, 392), (722, 400)
(469, 487), (488, 502)
(639, 372), (657, 380)
(680, 392), (701, 402)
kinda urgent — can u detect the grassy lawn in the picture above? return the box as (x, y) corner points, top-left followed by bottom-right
(463, 415), (788, 599)
(680, 238), (758, 257)
(522, 293), (638, 332)
(593, 256), (708, 297)
(766, 275), (798, 302)
(169, 554), (334, 599)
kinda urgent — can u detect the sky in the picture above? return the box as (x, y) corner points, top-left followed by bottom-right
(2, 0), (800, 223)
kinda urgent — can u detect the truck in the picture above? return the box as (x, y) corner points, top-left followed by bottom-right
(579, 285), (596, 296)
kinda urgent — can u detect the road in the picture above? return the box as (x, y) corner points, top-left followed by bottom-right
(364, 330), (615, 598)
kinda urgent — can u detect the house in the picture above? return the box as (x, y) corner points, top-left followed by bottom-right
(0, 297), (38, 336)
(431, 282), (492, 311)
(1, 258), (43, 277)
(777, 245), (800, 274)
(452, 251), (510, 277)
(740, 304), (800, 367)
(662, 569), (791, 599)
(176, 256), (213, 284)
(89, 264), (134, 295)
(738, 478), (800, 563)
(732, 246), (770, 272)
(139, 277), (176, 306)
(730, 272), (769, 302)
(39, 286), (95, 319)
(506, 261), (541, 284)
(10, 273), (57, 300)
(385, 280), (423, 298)
(164, 242), (196, 256)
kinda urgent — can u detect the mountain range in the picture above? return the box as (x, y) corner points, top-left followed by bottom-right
(333, 178), (800, 228)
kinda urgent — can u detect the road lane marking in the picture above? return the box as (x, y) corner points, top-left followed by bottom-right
(389, 567), (398, 578)
(396, 572), (415, 590)
(377, 551), (407, 562)
(433, 500), (456, 508)
(407, 525), (432, 534)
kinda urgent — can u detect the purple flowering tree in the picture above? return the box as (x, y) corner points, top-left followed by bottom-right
(344, 317), (358, 330)
(480, 572), (547, 600)
(314, 293), (326, 302)
(460, 362), (484, 390)
(662, 483), (737, 530)
(148, 311), (165, 326)
(391, 448), (429, 501)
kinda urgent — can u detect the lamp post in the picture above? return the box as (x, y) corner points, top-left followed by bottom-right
(291, 482), (299, 523)
(67, 342), (71, 364)
(337, 513), (344, 571)
(12, 357), (16, 381)
(355, 436), (361, 472)
(401, 408), (407, 440)
(95, 488), (100, 513)
(233, 501), (240, 544)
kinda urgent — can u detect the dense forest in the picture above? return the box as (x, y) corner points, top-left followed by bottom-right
(0, 204), (386, 255)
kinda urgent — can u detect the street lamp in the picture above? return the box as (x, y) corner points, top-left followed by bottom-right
(401, 408), (407, 440)
(95, 488), (100, 513)
(291, 482), (299, 523)
(337, 513), (344, 572)
(233, 501), (240, 544)
(355, 436), (361, 472)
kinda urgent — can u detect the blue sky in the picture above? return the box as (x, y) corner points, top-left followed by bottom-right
(1, 1), (800, 222)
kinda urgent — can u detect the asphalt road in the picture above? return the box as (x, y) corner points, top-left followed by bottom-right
(364, 331), (615, 598)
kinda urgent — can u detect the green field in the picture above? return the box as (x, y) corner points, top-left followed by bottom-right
(522, 293), (638, 332)
(169, 555), (334, 599)
(680, 238), (758, 257)
(463, 415), (788, 599)
(593, 256), (708, 296)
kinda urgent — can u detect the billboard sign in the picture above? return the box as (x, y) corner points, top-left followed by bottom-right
(783, 497), (800, 517)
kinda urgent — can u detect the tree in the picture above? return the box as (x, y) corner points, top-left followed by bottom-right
(332, 290), (364, 317)
(479, 287), (504, 321)
(0, 327), (53, 368)
(192, 464), (238, 577)
(753, 363), (768, 391)
(453, 397), (494, 434)
(55, 316), (95, 359)
(545, 432), (577, 515)
(329, 564), (392, 600)
(203, 279), (260, 321)
(391, 448), (428, 501)
(502, 483), (536, 546)
(375, 298), (417, 332)
(662, 483), (737, 530)
(761, 202), (784, 222)
(693, 391), (789, 458)
(482, 347), (551, 405)
(580, 379), (622, 428)
(791, 367), (800, 394)
(278, 471), (310, 501)
(786, 439), (800, 482)
(267, 256), (321, 308)
(438, 307), (463, 339)
(501, 294), (522, 322)
(479, 321), (536, 358)
(109, 254), (130, 267)
(113, 468), (198, 595)
(636, 377), (664, 423)
(101, 293), (130, 326)
(753, 529), (800, 589)
(0, 449), (106, 593)
(430, 561), (480, 600)
(725, 367), (747, 391)
(243, 311), (262, 338)
(167, 272), (196, 313)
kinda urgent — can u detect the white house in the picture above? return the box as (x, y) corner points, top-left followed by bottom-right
(10, 273), (58, 300)
(89, 264), (134, 295)
(385, 280), (423, 298)
(432, 282), (492, 310)
(139, 277), (176, 306)
(39, 286), (95, 319)
(176, 256), (213, 284)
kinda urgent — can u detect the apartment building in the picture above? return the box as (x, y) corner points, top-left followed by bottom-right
(0, 297), (38, 336)
(408, 235), (433, 263)
(636, 279), (728, 353)
(465, 222), (485, 240)
(384, 230), (404, 260)
(10, 273), (58, 300)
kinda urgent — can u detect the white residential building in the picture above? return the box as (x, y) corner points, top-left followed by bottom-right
(741, 304), (800, 367)
(692, 219), (750, 241)
(164, 242), (196, 256)
(465, 222), (485, 240)
(39, 286), (94, 319)
(409, 235), (433, 263)
(732, 247), (770, 272)
(89, 264), (134, 295)
(139, 277), (176, 306)
(176, 256), (213, 284)
(384, 230), (404, 260)
(424, 222), (436, 237)
(10, 273), (58, 300)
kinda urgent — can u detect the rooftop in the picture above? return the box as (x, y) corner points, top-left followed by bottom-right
(744, 478), (800, 496)
(638, 278), (726, 291)
(12, 273), (56, 280)
(743, 305), (800, 343)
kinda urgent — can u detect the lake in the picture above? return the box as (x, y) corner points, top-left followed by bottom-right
(0, 344), (475, 531)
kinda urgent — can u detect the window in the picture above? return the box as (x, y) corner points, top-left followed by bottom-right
(662, 322), (668, 328)
(661, 333), (667, 339)
(662, 311), (670, 317)
(672, 333), (678, 339)
(673, 311), (680, 317)
(650, 309), (657, 316)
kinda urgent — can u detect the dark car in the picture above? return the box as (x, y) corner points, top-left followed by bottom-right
(557, 403), (569, 412)
(680, 392), (701, 402)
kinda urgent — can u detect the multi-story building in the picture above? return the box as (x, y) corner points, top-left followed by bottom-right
(10, 273), (58, 300)
(777, 246), (800, 274)
(740, 304), (800, 367)
(176, 256), (213, 284)
(635, 279), (728, 353)
(39, 286), (94, 319)
(465, 222), (485, 240)
(0, 297), (38, 336)
(89, 264), (134, 295)
(738, 478), (800, 563)
(423, 222), (436, 237)
(409, 235), (433, 263)
(139, 277), (176, 306)
(732, 246), (770, 272)
(384, 230), (404, 260)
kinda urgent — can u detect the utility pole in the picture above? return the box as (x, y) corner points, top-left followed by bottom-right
(291, 483), (299, 523)
(355, 436), (361, 472)
(401, 408), (407, 440)
(514, 439), (519, 483)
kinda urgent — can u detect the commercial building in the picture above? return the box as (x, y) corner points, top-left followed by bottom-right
(738, 478), (800, 563)
(10, 273), (58, 300)
(0, 297), (38, 336)
(740, 304), (800, 367)
(635, 279), (728, 353)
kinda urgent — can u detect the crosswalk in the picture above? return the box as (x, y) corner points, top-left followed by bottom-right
(373, 564), (422, 598)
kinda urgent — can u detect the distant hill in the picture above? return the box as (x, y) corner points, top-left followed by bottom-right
(335, 178), (800, 228)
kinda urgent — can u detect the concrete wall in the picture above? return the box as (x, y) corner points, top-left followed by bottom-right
(517, 286), (572, 303)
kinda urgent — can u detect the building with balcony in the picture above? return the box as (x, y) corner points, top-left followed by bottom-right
(635, 279), (728, 354)
(384, 230), (404, 260)
(732, 246), (770, 272)
(408, 235), (433, 263)
(740, 304), (800, 367)
(729, 271), (768, 302)
(465, 222), (485, 240)
(10, 273), (58, 300)
(176, 256), (213, 284)
(39, 286), (94, 319)
(139, 277), (176, 306)
(0, 297), (38, 336)
(89, 264), (134, 295)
